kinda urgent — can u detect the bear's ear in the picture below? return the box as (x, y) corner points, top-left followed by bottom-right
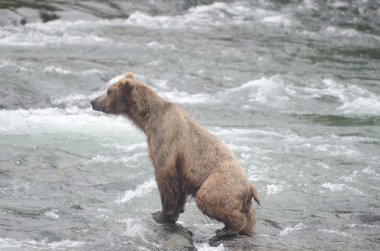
(121, 79), (134, 95)
(124, 72), (134, 80)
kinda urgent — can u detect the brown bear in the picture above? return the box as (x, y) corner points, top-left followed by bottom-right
(90, 72), (260, 238)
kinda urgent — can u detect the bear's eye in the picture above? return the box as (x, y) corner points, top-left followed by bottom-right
(107, 89), (112, 96)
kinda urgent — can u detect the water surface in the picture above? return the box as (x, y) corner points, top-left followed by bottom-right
(1, 0), (380, 250)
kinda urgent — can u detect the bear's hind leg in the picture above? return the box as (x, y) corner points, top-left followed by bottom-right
(196, 177), (247, 238)
(214, 210), (247, 238)
(239, 203), (255, 237)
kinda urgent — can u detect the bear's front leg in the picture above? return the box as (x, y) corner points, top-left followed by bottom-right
(152, 165), (183, 224)
(152, 211), (178, 224)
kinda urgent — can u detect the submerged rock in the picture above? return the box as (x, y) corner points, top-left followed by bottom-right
(39, 9), (60, 23)
(144, 222), (195, 251)
(336, 211), (380, 225)
(70, 205), (84, 210)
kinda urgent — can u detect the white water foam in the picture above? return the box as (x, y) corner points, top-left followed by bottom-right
(124, 2), (296, 30)
(283, 133), (363, 158)
(153, 76), (289, 105)
(0, 238), (84, 250)
(337, 96), (380, 115)
(86, 73), (380, 115)
(229, 77), (294, 104)
(261, 15), (294, 27)
(325, 26), (362, 38)
(157, 89), (217, 104)
(318, 162), (331, 169)
(51, 93), (102, 108)
(266, 184), (284, 195)
(195, 243), (224, 251)
(117, 218), (147, 238)
(24, 19), (117, 32)
(314, 144), (359, 156)
(144, 76), (217, 104)
(124, 2), (252, 29)
(341, 170), (359, 183)
(320, 182), (345, 192)
(51, 73), (150, 109)
(227, 144), (252, 152)
(362, 168), (375, 175)
(107, 73), (128, 85)
(299, 24), (380, 44)
(212, 127), (285, 138)
(324, 26), (380, 42)
(0, 26), (111, 47)
(226, 76), (380, 115)
(115, 178), (156, 203)
(51, 94), (90, 107)
(43, 209), (60, 220)
(0, 59), (32, 72)
(0, 107), (137, 135)
(0, 60), (102, 77)
(319, 79), (380, 115)
(318, 229), (350, 237)
(43, 66), (103, 76)
(95, 208), (112, 220)
(279, 223), (306, 236)
(147, 41), (176, 50)
(7, 2), (295, 33)
(0, 2), (253, 39)
(321, 182), (364, 195)
(101, 142), (147, 152)
(88, 152), (146, 164)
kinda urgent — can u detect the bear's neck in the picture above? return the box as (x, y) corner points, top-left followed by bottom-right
(127, 95), (168, 135)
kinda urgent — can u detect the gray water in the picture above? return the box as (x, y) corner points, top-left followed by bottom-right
(1, 0), (380, 250)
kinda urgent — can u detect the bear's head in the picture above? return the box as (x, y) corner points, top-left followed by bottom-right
(91, 72), (136, 115)
(91, 72), (162, 129)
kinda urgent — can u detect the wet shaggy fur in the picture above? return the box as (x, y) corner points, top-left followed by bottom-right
(91, 73), (260, 237)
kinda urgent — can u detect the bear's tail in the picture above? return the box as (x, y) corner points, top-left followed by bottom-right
(251, 186), (260, 205)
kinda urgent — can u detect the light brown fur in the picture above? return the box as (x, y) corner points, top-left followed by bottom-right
(91, 72), (260, 237)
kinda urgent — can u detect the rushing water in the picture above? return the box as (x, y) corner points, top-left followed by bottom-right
(1, 0), (380, 250)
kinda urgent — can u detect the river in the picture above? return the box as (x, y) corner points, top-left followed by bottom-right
(0, 0), (379, 250)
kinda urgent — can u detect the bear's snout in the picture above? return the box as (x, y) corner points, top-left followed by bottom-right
(90, 96), (104, 112)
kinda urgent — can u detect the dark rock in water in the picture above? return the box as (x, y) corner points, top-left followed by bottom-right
(0, 1), (60, 25)
(39, 10), (60, 23)
(358, 214), (380, 225)
(20, 18), (27, 25)
(143, 221), (195, 251)
(70, 205), (84, 210)
(262, 218), (283, 229)
(336, 211), (380, 225)
(183, 0), (217, 10)
(0, 0), (221, 25)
